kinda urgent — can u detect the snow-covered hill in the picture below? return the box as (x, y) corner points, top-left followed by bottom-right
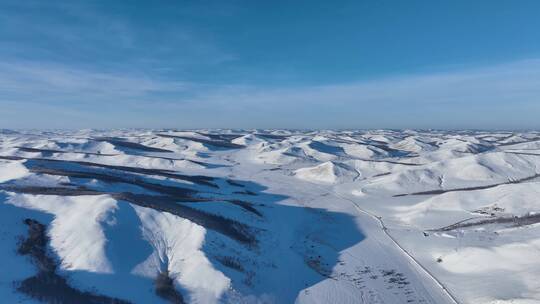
(1, 129), (539, 304)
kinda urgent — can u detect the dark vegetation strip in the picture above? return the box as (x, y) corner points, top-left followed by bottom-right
(368, 144), (413, 157)
(356, 158), (422, 166)
(325, 136), (367, 145)
(505, 151), (540, 157)
(1, 186), (103, 196)
(430, 213), (540, 232)
(478, 134), (514, 143)
(348, 138), (416, 157)
(37, 158), (217, 188)
(131, 154), (221, 168)
(0, 156), (259, 244)
(1, 155), (218, 188)
(226, 179), (245, 187)
(394, 173), (540, 197)
(17, 146), (118, 156)
(16, 146), (223, 170)
(16, 218), (131, 304)
(28, 167), (201, 200)
(254, 133), (290, 140)
(226, 200), (263, 217)
(116, 192), (257, 244)
(155, 271), (184, 304)
(496, 139), (540, 147)
(0, 155), (25, 161)
(1, 185), (257, 245)
(157, 134), (245, 149)
(17, 147), (214, 167)
(93, 137), (174, 153)
(233, 190), (257, 196)
(215, 256), (244, 272)
(77, 161), (218, 187)
(197, 132), (243, 141)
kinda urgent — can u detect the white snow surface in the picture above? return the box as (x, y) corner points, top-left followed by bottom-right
(0, 159), (29, 182)
(1, 129), (540, 304)
(7, 194), (118, 273)
(133, 205), (230, 303)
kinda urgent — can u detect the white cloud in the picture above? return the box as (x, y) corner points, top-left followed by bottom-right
(0, 59), (539, 129)
(0, 61), (191, 103)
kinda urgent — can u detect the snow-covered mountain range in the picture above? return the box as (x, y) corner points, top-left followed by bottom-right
(1, 129), (540, 304)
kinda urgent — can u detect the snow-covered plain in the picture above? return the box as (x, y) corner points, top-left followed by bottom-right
(1, 129), (540, 304)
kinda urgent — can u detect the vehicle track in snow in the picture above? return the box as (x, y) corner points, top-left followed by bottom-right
(327, 190), (461, 304)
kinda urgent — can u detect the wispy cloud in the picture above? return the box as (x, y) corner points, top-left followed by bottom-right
(202, 59), (540, 104)
(0, 61), (193, 104)
(164, 59), (540, 129)
(0, 58), (539, 129)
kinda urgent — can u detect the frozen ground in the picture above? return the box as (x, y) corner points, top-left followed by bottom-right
(1, 129), (540, 304)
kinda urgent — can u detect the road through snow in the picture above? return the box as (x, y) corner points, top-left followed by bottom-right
(229, 147), (456, 304)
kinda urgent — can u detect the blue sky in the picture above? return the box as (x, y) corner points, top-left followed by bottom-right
(1, 0), (539, 129)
